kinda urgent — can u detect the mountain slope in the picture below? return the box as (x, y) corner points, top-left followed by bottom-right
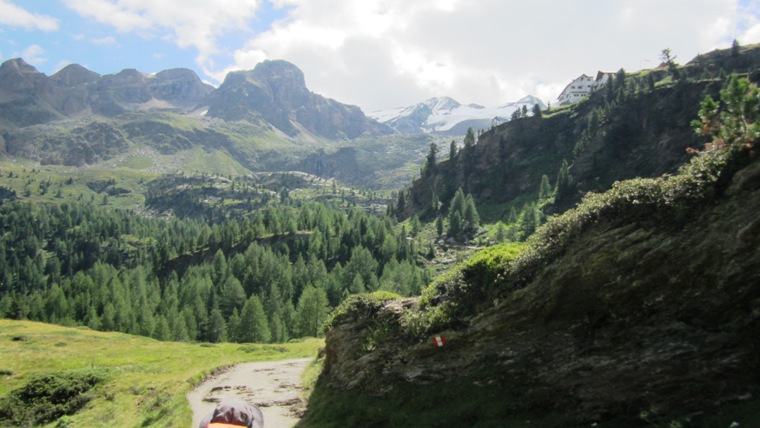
(0, 58), (66, 127)
(0, 59), (214, 128)
(0, 59), (421, 188)
(371, 95), (545, 135)
(306, 144), (760, 427)
(0, 58), (388, 142)
(204, 60), (391, 139)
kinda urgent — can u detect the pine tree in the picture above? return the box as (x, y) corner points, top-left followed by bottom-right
(519, 202), (540, 239)
(410, 215), (421, 237)
(463, 194), (480, 233)
(495, 222), (507, 243)
(227, 309), (241, 342)
(532, 103), (542, 119)
(539, 174), (553, 200)
(448, 211), (462, 239)
(219, 275), (246, 315)
(425, 142), (438, 175)
(153, 315), (171, 341)
(295, 285), (330, 337)
(449, 188), (465, 217)
(462, 128), (477, 187)
(238, 295), (271, 343)
(207, 307), (227, 343)
(396, 191), (406, 219)
(555, 159), (574, 201)
(349, 273), (365, 294)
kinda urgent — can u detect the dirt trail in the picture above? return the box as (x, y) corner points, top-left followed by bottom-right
(187, 358), (312, 428)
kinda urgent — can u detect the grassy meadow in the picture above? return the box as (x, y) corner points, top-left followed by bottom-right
(0, 319), (322, 427)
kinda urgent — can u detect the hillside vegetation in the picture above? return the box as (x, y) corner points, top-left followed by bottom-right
(0, 319), (321, 427)
(303, 74), (760, 427)
(402, 43), (760, 220)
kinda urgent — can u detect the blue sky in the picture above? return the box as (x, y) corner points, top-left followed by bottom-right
(1, 0), (759, 112)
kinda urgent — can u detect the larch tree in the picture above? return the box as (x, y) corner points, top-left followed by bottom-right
(295, 285), (330, 337)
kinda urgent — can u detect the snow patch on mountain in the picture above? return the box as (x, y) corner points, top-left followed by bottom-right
(370, 95), (545, 135)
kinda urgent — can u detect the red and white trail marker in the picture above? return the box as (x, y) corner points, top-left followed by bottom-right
(432, 335), (447, 347)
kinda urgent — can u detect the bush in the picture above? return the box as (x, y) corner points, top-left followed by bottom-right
(408, 143), (752, 337)
(411, 243), (525, 335)
(0, 368), (106, 426)
(509, 146), (747, 288)
(325, 291), (402, 329)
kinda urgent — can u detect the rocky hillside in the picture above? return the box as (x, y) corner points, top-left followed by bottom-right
(205, 60), (391, 139)
(0, 58), (389, 141)
(403, 44), (760, 219)
(0, 59), (420, 188)
(307, 141), (760, 427)
(0, 59), (213, 128)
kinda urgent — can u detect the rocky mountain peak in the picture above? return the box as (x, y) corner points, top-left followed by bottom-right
(51, 64), (100, 87)
(0, 58), (38, 75)
(0, 57), (388, 140)
(0, 58), (48, 93)
(423, 96), (461, 112)
(114, 68), (145, 79)
(205, 59), (389, 139)
(251, 59), (307, 88)
(150, 68), (214, 107)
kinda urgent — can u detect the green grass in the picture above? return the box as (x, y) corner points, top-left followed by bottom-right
(298, 373), (573, 428)
(300, 377), (760, 428)
(0, 319), (322, 427)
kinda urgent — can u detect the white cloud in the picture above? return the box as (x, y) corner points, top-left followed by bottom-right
(91, 36), (118, 46)
(215, 0), (754, 112)
(63, 0), (263, 66)
(0, 1), (59, 31)
(62, 0), (760, 112)
(738, 0), (760, 43)
(22, 44), (47, 66)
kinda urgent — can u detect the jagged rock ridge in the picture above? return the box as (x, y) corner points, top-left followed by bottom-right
(204, 60), (391, 139)
(0, 59), (214, 126)
(0, 58), (390, 141)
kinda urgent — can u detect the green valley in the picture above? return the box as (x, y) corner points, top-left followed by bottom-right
(0, 40), (759, 428)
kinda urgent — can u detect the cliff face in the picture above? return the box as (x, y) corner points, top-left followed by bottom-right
(204, 60), (391, 139)
(0, 60), (214, 128)
(316, 153), (760, 426)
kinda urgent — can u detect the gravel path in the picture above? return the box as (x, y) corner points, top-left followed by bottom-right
(187, 358), (312, 428)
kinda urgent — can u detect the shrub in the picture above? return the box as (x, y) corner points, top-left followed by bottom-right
(0, 368), (106, 426)
(325, 291), (402, 329)
(509, 143), (749, 289)
(410, 243), (525, 335)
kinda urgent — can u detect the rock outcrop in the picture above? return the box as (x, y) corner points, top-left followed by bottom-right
(0, 59), (214, 127)
(204, 60), (391, 139)
(318, 153), (760, 426)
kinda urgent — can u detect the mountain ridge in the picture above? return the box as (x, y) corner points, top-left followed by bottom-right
(0, 58), (388, 141)
(205, 60), (390, 139)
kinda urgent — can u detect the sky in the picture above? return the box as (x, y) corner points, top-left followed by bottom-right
(1, 0), (759, 113)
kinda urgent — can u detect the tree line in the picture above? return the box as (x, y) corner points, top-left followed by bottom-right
(0, 198), (431, 342)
